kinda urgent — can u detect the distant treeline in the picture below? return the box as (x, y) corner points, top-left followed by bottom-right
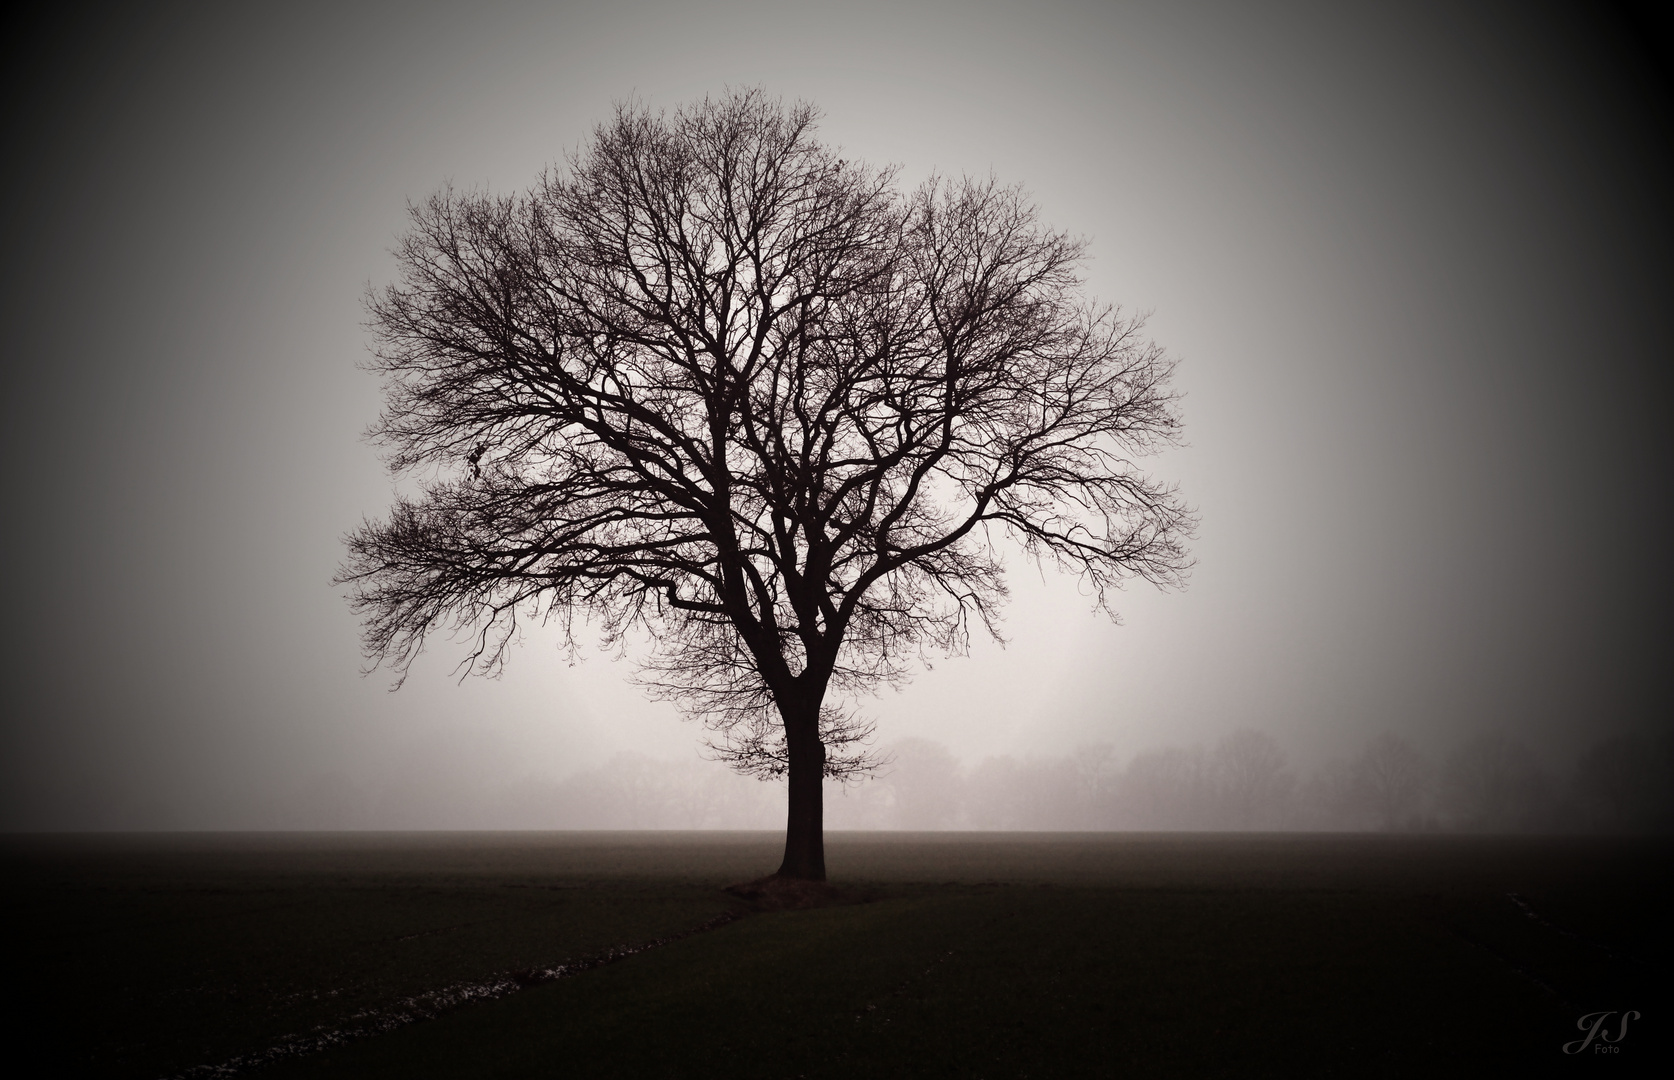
(835, 729), (1674, 834)
(290, 728), (1672, 833)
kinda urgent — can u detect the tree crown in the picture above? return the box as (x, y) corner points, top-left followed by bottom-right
(341, 89), (1193, 777)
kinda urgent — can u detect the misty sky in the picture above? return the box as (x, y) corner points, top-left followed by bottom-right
(2, 0), (1669, 829)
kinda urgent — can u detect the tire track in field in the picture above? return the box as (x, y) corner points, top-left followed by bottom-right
(168, 909), (747, 1078)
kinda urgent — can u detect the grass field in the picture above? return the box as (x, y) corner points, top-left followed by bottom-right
(4, 832), (1667, 1077)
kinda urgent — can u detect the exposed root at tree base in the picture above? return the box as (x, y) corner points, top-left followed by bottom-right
(724, 874), (846, 910)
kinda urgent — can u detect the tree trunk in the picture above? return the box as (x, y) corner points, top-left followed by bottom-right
(776, 702), (826, 880)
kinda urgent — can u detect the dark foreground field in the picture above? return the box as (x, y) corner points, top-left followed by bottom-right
(3, 832), (1667, 1078)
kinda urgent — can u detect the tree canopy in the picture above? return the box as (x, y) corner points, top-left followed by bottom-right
(340, 90), (1193, 878)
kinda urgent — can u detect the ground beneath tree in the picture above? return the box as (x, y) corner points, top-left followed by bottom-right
(7, 832), (1669, 1078)
(723, 874), (849, 910)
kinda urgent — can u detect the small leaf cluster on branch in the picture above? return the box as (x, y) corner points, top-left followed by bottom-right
(340, 89), (1193, 782)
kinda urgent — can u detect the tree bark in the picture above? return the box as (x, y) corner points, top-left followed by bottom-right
(776, 702), (826, 880)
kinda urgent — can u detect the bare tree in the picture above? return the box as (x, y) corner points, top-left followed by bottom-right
(1572, 732), (1674, 832)
(339, 90), (1192, 880)
(1349, 732), (1430, 831)
(1117, 746), (1219, 830)
(1441, 731), (1550, 832)
(1213, 729), (1295, 828)
(881, 738), (964, 829)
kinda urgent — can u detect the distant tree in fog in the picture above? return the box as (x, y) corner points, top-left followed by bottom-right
(1348, 733), (1430, 831)
(338, 90), (1193, 879)
(1120, 746), (1218, 829)
(1297, 757), (1357, 829)
(882, 738), (963, 829)
(965, 756), (1024, 829)
(1441, 731), (1552, 831)
(1213, 729), (1295, 828)
(1572, 732), (1674, 832)
(1024, 757), (1086, 828)
(1107, 731), (1297, 830)
(543, 753), (781, 829)
(290, 772), (370, 830)
(1070, 743), (1122, 828)
(901, 743), (1114, 831)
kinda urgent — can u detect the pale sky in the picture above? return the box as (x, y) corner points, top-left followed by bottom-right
(2, 0), (1669, 828)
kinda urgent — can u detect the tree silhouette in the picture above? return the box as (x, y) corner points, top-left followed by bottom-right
(1349, 732), (1430, 831)
(339, 90), (1192, 879)
(1214, 729), (1296, 828)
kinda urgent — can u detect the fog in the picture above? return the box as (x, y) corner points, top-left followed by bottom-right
(2, 1), (1669, 830)
(270, 729), (1674, 835)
